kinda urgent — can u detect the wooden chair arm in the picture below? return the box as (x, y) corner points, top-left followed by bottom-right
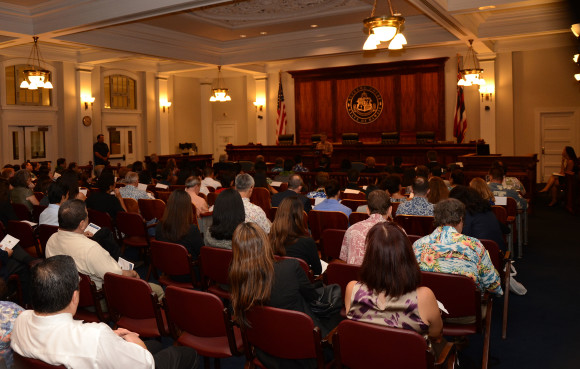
(322, 325), (339, 346)
(434, 341), (456, 368)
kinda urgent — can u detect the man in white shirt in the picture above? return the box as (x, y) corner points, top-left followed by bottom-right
(39, 181), (67, 226)
(11, 255), (198, 369)
(235, 173), (271, 233)
(200, 167), (221, 195)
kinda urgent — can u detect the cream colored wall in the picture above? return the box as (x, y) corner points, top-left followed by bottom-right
(211, 76), (249, 145)
(171, 76), (202, 154)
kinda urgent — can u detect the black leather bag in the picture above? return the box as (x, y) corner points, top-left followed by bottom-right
(310, 283), (343, 318)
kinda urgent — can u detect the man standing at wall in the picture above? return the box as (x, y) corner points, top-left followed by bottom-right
(93, 134), (110, 167)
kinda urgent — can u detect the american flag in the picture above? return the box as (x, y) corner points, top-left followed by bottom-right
(453, 59), (467, 144)
(276, 74), (287, 144)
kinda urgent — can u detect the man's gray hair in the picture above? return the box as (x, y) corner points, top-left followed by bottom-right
(185, 176), (201, 188)
(288, 174), (303, 190)
(433, 198), (465, 227)
(125, 171), (139, 184)
(235, 173), (254, 192)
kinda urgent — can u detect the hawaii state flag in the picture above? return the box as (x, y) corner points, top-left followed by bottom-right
(276, 74), (287, 144)
(453, 61), (467, 143)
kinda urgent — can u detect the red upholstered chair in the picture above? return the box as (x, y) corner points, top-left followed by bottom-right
(13, 351), (67, 369)
(8, 220), (41, 258)
(340, 199), (366, 213)
(12, 203), (32, 221)
(333, 320), (456, 369)
(156, 191), (171, 203)
(324, 262), (360, 298)
(320, 229), (346, 262)
(407, 234), (422, 244)
(491, 205), (512, 254)
(32, 205), (47, 223)
(148, 240), (198, 289)
(348, 212), (368, 225)
(37, 224), (59, 258)
(138, 198), (166, 222)
(115, 212), (151, 265)
(199, 246), (232, 299)
(87, 208), (115, 231)
(164, 286), (243, 369)
(169, 185), (186, 192)
(122, 198), (139, 213)
(394, 215), (435, 236)
(274, 255), (314, 282)
(74, 273), (109, 323)
(206, 192), (218, 207)
(480, 238), (511, 339)
(250, 187), (271, 214)
(420, 271), (492, 369)
(308, 210), (349, 243)
(242, 305), (326, 369)
(103, 272), (168, 338)
(339, 191), (366, 200)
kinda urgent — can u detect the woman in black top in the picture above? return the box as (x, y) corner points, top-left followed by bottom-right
(269, 197), (322, 275)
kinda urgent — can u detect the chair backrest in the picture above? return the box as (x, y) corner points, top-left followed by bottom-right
(8, 220), (41, 257)
(275, 256), (314, 282)
(308, 210), (349, 242)
(407, 234), (422, 245)
(333, 320), (432, 369)
(156, 191), (171, 203)
(115, 212), (147, 238)
(320, 229), (346, 261)
(87, 208), (114, 229)
(348, 212), (369, 225)
(13, 351), (66, 369)
(75, 273), (108, 323)
(34, 192), (45, 202)
(250, 187), (271, 214)
(169, 185), (186, 192)
(150, 240), (195, 280)
(325, 263), (360, 297)
(37, 224), (59, 257)
(479, 239), (502, 279)
(122, 198), (139, 213)
(200, 246), (233, 287)
(394, 215), (435, 236)
(491, 205), (507, 224)
(390, 202), (401, 214)
(243, 305), (324, 368)
(32, 205), (47, 223)
(340, 199), (367, 212)
(206, 192), (218, 207)
(12, 203), (32, 221)
(504, 197), (517, 217)
(138, 198), (166, 221)
(339, 191), (366, 200)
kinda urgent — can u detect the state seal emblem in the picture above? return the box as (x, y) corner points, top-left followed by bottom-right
(346, 86), (383, 124)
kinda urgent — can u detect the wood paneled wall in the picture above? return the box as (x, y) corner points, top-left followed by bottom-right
(289, 58), (448, 144)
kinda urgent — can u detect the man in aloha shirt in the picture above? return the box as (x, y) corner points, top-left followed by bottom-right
(396, 176), (434, 216)
(0, 299), (23, 369)
(487, 167), (528, 210)
(412, 198), (503, 296)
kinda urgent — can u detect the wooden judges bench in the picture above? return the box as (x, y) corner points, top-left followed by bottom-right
(226, 143), (477, 170)
(144, 154), (213, 169)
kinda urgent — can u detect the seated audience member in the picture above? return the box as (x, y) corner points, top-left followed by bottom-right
(383, 175), (407, 203)
(147, 153), (160, 180)
(345, 222), (444, 355)
(273, 159), (295, 183)
(493, 160), (526, 195)
(155, 190), (203, 261)
(253, 161), (277, 195)
(306, 172), (329, 199)
(396, 176), (434, 216)
(449, 168), (466, 189)
(345, 169), (363, 192)
(11, 255), (198, 369)
(401, 167), (416, 194)
(255, 155), (265, 163)
(427, 177), (449, 204)
(292, 155), (308, 173)
(0, 279), (24, 369)
(425, 150), (440, 170)
(39, 182), (68, 226)
(340, 190), (391, 265)
(161, 158), (179, 185)
(312, 157), (331, 172)
(23, 162), (37, 181)
(412, 198), (503, 296)
(54, 158), (67, 174)
(469, 177), (495, 205)
(0, 179), (18, 227)
(116, 167), (130, 183)
(200, 167), (221, 195)
(214, 171), (235, 195)
(45, 200), (145, 290)
(271, 157), (284, 173)
(539, 146), (578, 206)
(487, 167), (528, 210)
(1, 167), (15, 182)
(429, 165), (443, 179)
(10, 169), (39, 212)
(392, 156), (404, 174)
(33, 175), (52, 205)
(415, 165), (430, 179)
(316, 133), (334, 158)
(230, 223), (341, 368)
(119, 171), (151, 200)
(59, 169), (86, 201)
(313, 179), (352, 217)
(449, 186), (507, 252)
(340, 159), (352, 171)
(184, 176), (209, 217)
(270, 197), (322, 275)
(205, 189), (245, 250)
(235, 174), (271, 233)
(85, 171), (127, 220)
(271, 174), (312, 212)
(361, 156), (380, 173)
(67, 162), (80, 174)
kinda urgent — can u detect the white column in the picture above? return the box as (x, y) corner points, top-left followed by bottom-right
(200, 80), (213, 155)
(156, 75), (170, 155)
(479, 56), (496, 153)
(76, 65), (95, 165)
(254, 74), (268, 144)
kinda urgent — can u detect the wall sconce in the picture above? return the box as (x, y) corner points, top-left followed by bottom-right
(160, 99), (172, 112)
(479, 85), (494, 102)
(81, 94), (95, 110)
(253, 97), (265, 111)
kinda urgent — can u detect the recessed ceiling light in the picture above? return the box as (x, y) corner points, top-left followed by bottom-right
(260, 31), (268, 35)
(310, 24), (318, 28)
(240, 34), (247, 38)
(478, 5), (495, 10)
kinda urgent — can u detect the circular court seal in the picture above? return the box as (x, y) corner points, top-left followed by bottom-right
(346, 86), (383, 124)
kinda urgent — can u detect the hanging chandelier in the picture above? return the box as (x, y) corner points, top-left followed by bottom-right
(457, 39), (485, 86)
(20, 37), (53, 90)
(363, 0), (406, 50)
(209, 66), (231, 102)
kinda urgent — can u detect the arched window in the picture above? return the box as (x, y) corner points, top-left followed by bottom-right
(104, 74), (136, 109)
(5, 65), (52, 106)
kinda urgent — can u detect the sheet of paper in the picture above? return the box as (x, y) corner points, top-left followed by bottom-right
(270, 181), (282, 187)
(118, 257), (134, 271)
(155, 183), (169, 189)
(137, 183), (148, 191)
(362, 186), (367, 190)
(314, 198), (324, 206)
(437, 300), (448, 314)
(343, 189), (360, 194)
(495, 196), (507, 206)
(21, 220), (37, 227)
(79, 188), (88, 196)
(52, 172), (61, 180)
(319, 260), (329, 275)
(84, 223), (101, 236)
(0, 234), (19, 250)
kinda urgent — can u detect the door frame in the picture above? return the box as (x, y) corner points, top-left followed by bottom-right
(104, 125), (138, 166)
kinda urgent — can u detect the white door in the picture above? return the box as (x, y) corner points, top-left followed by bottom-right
(107, 127), (136, 166)
(539, 110), (579, 182)
(213, 121), (236, 160)
(7, 126), (53, 165)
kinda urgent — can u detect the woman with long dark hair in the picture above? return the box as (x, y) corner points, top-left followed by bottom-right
(345, 222), (443, 353)
(269, 197), (322, 275)
(539, 146), (578, 206)
(204, 188), (245, 249)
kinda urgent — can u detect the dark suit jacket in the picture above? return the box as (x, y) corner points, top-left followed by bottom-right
(271, 190), (312, 212)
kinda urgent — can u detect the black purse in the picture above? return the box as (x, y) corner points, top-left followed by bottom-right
(310, 283), (343, 318)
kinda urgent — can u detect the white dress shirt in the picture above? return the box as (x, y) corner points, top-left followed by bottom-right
(39, 204), (60, 226)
